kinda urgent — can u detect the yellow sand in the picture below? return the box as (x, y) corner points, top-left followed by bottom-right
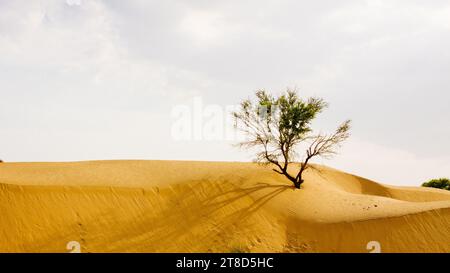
(0, 160), (449, 253)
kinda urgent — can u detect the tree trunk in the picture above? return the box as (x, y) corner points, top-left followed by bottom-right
(285, 172), (303, 189)
(294, 162), (309, 189)
(293, 177), (304, 189)
(274, 169), (304, 189)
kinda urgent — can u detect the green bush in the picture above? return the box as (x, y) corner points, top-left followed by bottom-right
(422, 178), (450, 191)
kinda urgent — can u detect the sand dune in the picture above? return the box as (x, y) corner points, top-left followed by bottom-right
(1, 160), (449, 253)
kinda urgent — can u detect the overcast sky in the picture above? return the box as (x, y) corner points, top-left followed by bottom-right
(1, 0), (449, 186)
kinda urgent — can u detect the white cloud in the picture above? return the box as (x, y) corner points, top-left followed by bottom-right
(66, 0), (82, 6)
(180, 9), (224, 46)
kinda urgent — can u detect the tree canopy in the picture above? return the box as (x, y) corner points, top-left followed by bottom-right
(233, 89), (351, 189)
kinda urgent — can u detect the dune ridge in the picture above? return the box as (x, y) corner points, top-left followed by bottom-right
(1, 160), (449, 253)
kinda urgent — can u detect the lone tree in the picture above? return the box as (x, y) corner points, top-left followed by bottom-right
(233, 89), (351, 189)
(422, 178), (450, 191)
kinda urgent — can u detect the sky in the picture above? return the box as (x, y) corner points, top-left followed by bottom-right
(1, 0), (449, 186)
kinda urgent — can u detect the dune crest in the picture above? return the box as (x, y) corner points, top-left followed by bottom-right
(1, 160), (449, 253)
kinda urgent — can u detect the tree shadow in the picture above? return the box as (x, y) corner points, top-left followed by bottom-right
(118, 182), (293, 251)
(19, 182), (293, 252)
(203, 183), (291, 213)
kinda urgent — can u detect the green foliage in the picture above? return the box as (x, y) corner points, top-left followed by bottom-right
(233, 89), (350, 188)
(278, 91), (327, 140)
(422, 178), (450, 191)
(233, 90), (328, 164)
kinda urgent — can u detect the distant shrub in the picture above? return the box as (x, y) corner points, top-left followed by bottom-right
(422, 178), (450, 191)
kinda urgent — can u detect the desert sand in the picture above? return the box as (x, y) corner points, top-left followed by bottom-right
(0, 160), (449, 253)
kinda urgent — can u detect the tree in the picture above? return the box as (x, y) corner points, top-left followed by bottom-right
(422, 178), (450, 191)
(233, 89), (351, 189)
